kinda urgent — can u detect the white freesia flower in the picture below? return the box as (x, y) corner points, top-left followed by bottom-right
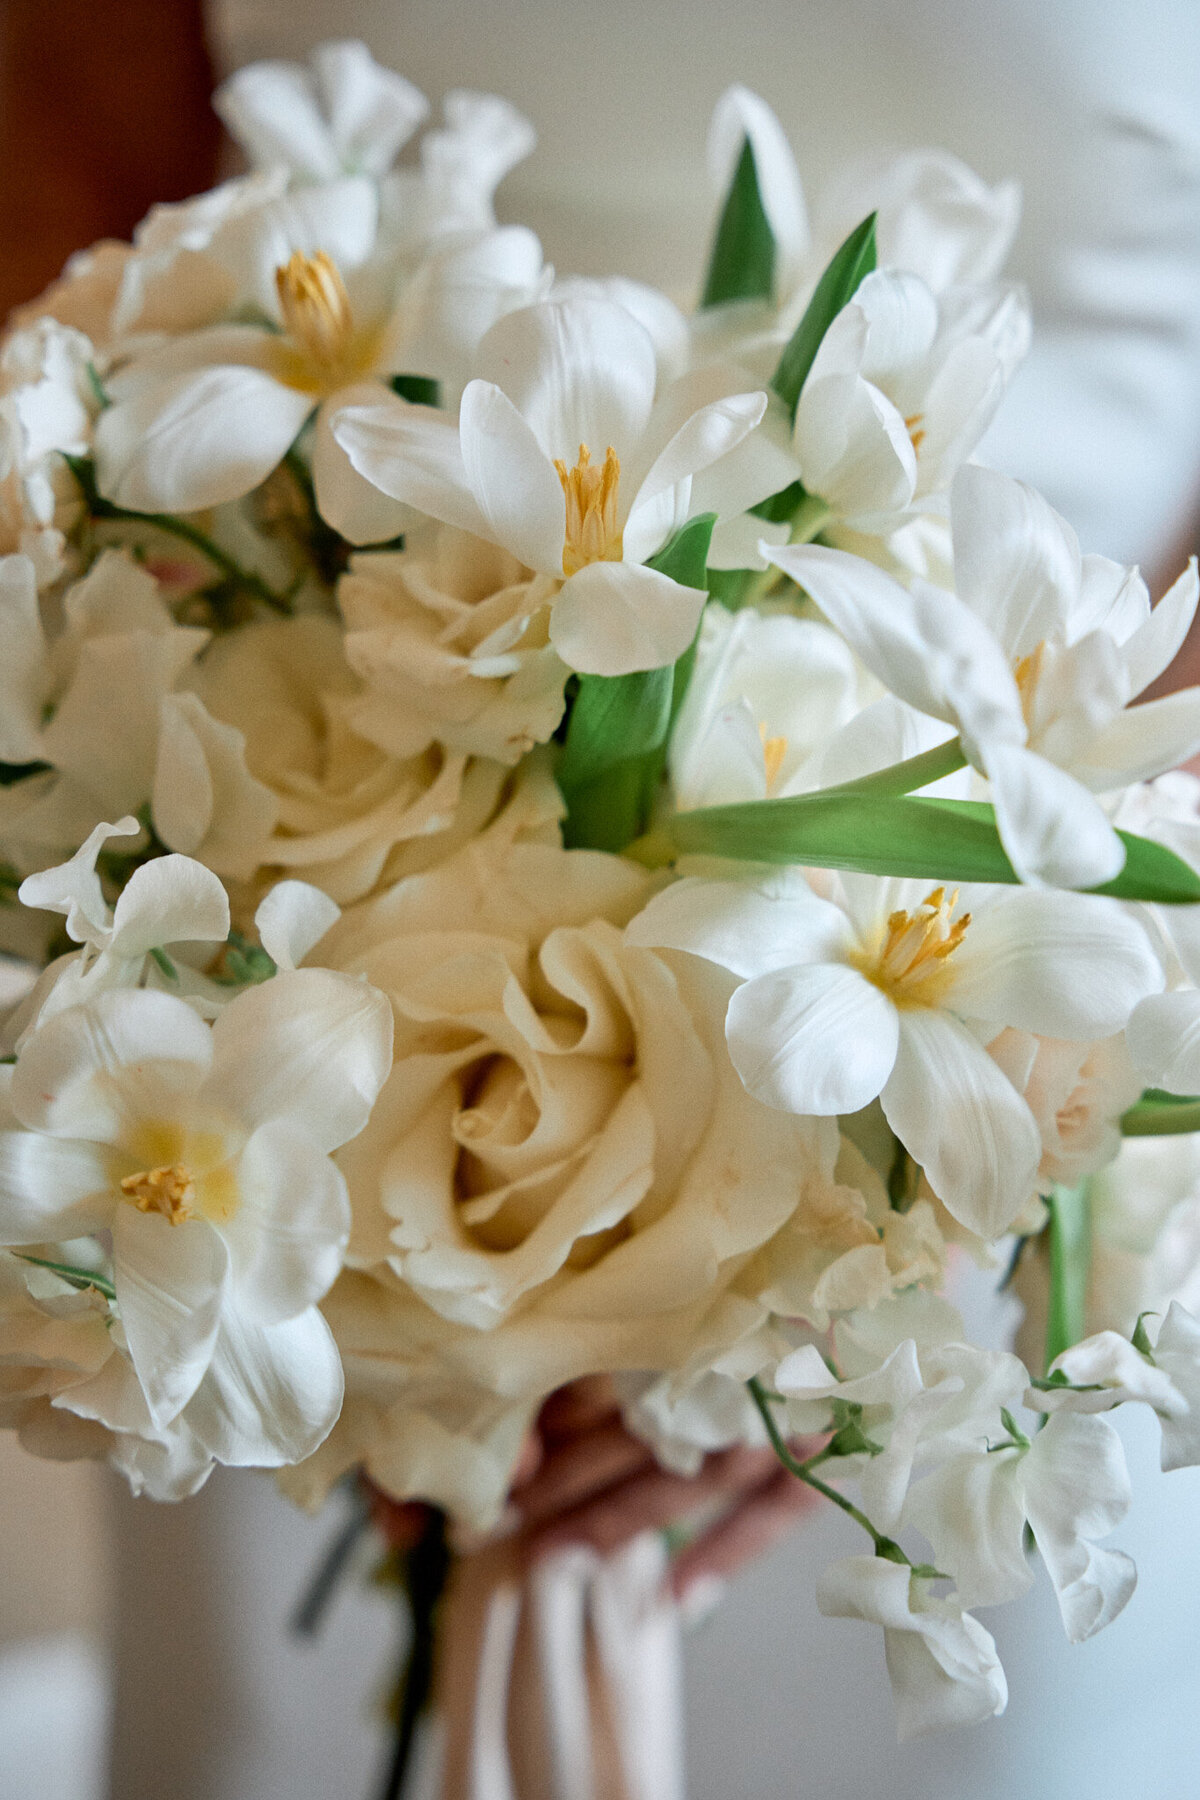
(628, 869), (1161, 1237)
(379, 90), (536, 255)
(816, 1556), (1007, 1739)
(214, 40), (429, 183)
(769, 465), (1200, 886)
(0, 970), (391, 1467)
(339, 525), (569, 764)
(333, 295), (769, 674)
(905, 1410), (1136, 1643)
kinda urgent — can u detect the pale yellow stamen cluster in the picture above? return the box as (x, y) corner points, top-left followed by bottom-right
(854, 886), (971, 1007)
(904, 412), (927, 456)
(758, 720), (788, 791)
(275, 249), (356, 369)
(1013, 640), (1046, 728)
(120, 1163), (196, 1227)
(554, 443), (624, 578)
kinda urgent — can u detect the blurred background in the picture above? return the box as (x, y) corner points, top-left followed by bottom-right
(3, 2), (1200, 1796)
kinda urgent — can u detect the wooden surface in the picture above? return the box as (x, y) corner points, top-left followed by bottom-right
(0, 0), (221, 319)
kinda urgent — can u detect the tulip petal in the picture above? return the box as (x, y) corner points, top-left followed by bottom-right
(114, 1207), (228, 1427)
(227, 1119), (350, 1323)
(549, 562), (704, 677)
(726, 962), (899, 1115)
(185, 1305), (344, 1467)
(458, 379), (565, 572)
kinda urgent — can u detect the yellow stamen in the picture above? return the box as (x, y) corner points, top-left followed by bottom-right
(554, 443), (623, 578)
(758, 720), (788, 792)
(1013, 640), (1046, 728)
(275, 249), (355, 368)
(120, 1164), (195, 1226)
(852, 886), (971, 1008)
(904, 412), (926, 456)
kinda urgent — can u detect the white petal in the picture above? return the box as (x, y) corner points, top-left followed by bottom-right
(950, 890), (1161, 1038)
(549, 562), (704, 677)
(254, 881), (340, 971)
(12, 989), (212, 1141)
(332, 394), (491, 537)
(225, 1119), (349, 1324)
(185, 1305), (343, 1468)
(1121, 559), (1199, 698)
(951, 464), (1081, 658)
(95, 367), (313, 512)
(1023, 1411), (1136, 1643)
(882, 1010), (1041, 1239)
(766, 544), (1022, 750)
(18, 816), (139, 947)
(1126, 990), (1200, 1093)
(0, 1131), (111, 1243)
(458, 380), (565, 571)
(726, 962), (899, 1115)
(310, 390), (415, 544)
(108, 855), (230, 962)
(204, 969), (392, 1154)
(983, 742), (1125, 889)
(113, 1207), (228, 1428)
(628, 390), (767, 527)
(152, 691), (278, 881)
(475, 295), (657, 462)
(707, 87), (808, 289)
(311, 40), (429, 175)
(1072, 688), (1200, 791)
(904, 1453), (1031, 1609)
(625, 874), (851, 980)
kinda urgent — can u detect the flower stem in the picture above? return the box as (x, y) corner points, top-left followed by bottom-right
(822, 735), (967, 800)
(65, 454), (294, 614)
(376, 1511), (450, 1800)
(747, 1377), (913, 1565)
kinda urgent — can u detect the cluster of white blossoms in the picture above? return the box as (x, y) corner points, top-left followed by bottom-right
(6, 44), (1200, 1738)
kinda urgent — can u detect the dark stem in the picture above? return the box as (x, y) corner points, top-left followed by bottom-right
(290, 1485), (371, 1638)
(376, 1512), (450, 1800)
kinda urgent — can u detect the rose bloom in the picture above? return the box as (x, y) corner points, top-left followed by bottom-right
(284, 837), (837, 1526)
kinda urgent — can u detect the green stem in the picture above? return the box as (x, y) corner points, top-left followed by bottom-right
(823, 736), (967, 800)
(17, 1254), (116, 1301)
(1044, 1182), (1091, 1372)
(1121, 1098), (1200, 1136)
(736, 493), (833, 609)
(67, 455), (293, 613)
(747, 1378), (911, 1565)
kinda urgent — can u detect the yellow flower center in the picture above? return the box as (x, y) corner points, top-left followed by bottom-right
(758, 720), (788, 792)
(115, 1122), (240, 1226)
(275, 249), (356, 367)
(120, 1164), (195, 1227)
(1013, 640), (1046, 728)
(904, 412), (926, 456)
(554, 443), (624, 578)
(851, 886), (971, 1008)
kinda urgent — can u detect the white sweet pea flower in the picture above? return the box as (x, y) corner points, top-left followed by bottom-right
(776, 1318), (1028, 1533)
(628, 869), (1161, 1237)
(905, 1410), (1136, 1644)
(0, 974), (392, 1457)
(380, 90), (536, 254)
(768, 465), (1200, 886)
(0, 319), (96, 587)
(333, 295), (769, 674)
(816, 1556), (1007, 1739)
(1038, 1304), (1200, 1472)
(214, 40), (429, 183)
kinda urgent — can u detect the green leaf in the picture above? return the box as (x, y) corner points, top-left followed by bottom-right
(771, 212), (877, 418)
(1044, 1182), (1091, 1372)
(0, 760), (50, 786)
(389, 374), (440, 407)
(558, 517), (715, 852)
(700, 137), (776, 309)
(148, 947), (178, 982)
(1121, 1088), (1200, 1136)
(1131, 1312), (1159, 1358)
(660, 790), (1200, 903)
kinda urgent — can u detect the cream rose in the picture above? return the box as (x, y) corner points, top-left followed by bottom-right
(183, 612), (558, 907)
(297, 838), (836, 1523)
(340, 524), (569, 766)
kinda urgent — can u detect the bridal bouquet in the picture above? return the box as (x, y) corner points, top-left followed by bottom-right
(6, 39), (1200, 1744)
